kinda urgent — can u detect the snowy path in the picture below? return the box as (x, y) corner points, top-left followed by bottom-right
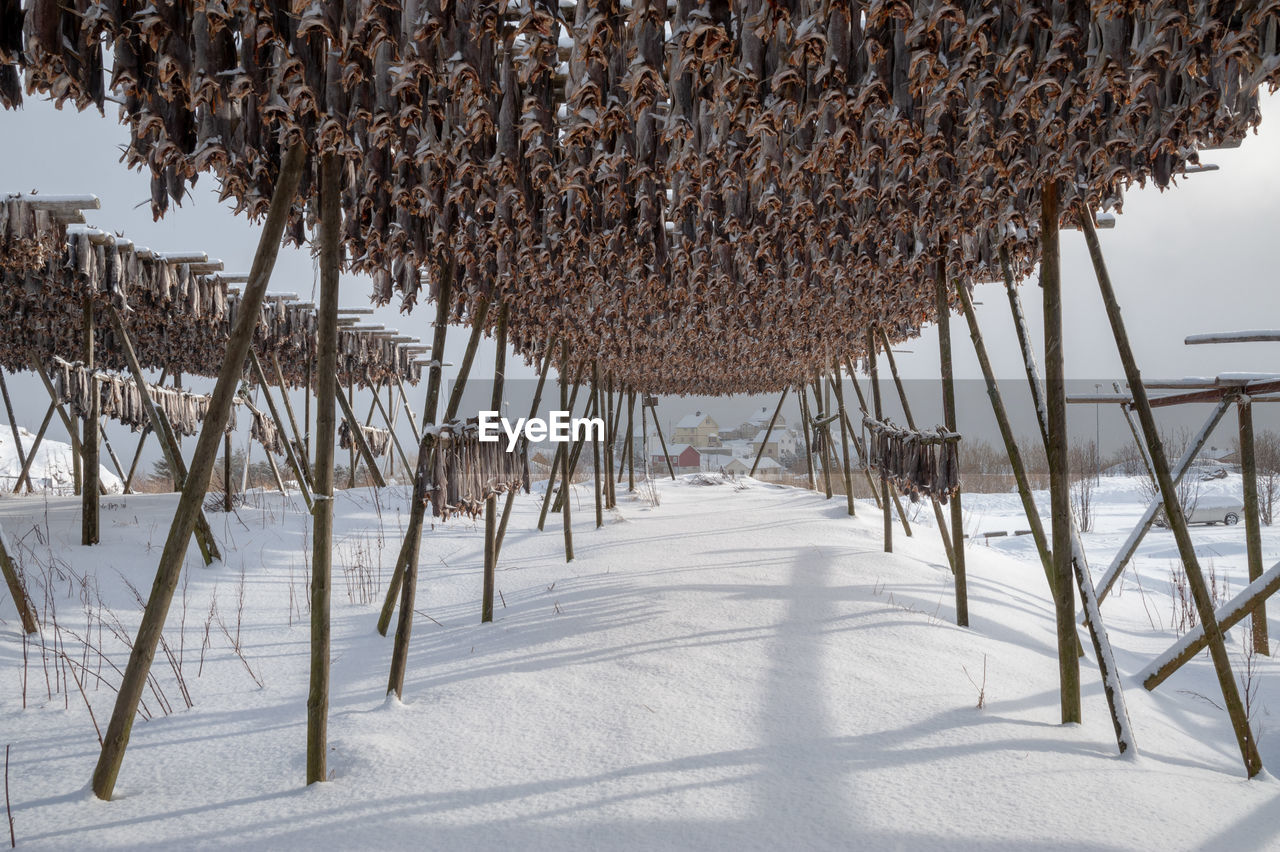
(3, 478), (1280, 849)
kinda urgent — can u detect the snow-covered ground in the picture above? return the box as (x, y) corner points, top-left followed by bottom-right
(2, 473), (1280, 850)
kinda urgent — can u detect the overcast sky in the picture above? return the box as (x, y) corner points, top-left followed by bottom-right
(3, 92), (1278, 469)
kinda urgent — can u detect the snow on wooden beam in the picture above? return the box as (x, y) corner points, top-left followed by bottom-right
(1185, 330), (1280, 345)
(7, 193), (101, 212)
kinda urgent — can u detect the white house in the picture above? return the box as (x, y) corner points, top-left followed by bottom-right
(724, 456), (785, 481)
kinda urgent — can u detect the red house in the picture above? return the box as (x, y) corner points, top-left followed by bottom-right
(652, 443), (702, 473)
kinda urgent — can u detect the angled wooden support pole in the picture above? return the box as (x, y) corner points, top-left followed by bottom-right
(0, 521), (38, 633)
(879, 330), (952, 565)
(592, 363), (604, 528)
(103, 311), (220, 565)
(841, 357), (886, 508)
(0, 371), (29, 493)
(798, 385), (817, 490)
(561, 341), (575, 562)
(482, 301), (508, 624)
(868, 329), (892, 552)
(91, 140), (306, 800)
(271, 352), (314, 485)
(828, 365), (856, 515)
(1079, 205), (1259, 776)
(15, 403), (55, 493)
(650, 396), (676, 480)
(249, 350), (315, 511)
(335, 381), (387, 489)
(750, 388), (789, 479)
(934, 266), (965, 624)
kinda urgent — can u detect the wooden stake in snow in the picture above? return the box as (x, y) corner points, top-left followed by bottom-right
(0, 523), (37, 634)
(798, 385), (816, 491)
(104, 308), (220, 565)
(750, 389), (789, 479)
(90, 140), (307, 801)
(592, 363), (604, 528)
(561, 340), (574, 562)
(1079, 206), (1259, 777)
(1042, 181), (1081, 725)
(868, 329), (891, 553)
(308, 149), (341, 786)
(935, 264), (966, 626)
(650, 396), (676, 481)
(14, 404), (54, 494)
(249, 350), (314, 510)
(482, 302), (508, 624)
(0, 371), (28, 494)
(1237, 397), (1269, 655)
(82, 290), (100, 545)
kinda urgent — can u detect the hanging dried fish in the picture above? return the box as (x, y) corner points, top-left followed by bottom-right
(864, 416), (961, 504)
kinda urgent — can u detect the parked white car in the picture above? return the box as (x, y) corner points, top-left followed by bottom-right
(1154, 494), (1243, 527)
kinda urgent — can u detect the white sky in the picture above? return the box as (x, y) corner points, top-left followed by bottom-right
(2, 92), (1279, 464)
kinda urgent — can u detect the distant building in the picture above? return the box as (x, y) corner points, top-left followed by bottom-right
(723, 406), (787, 441)
(724, 456), (784, 481)
(673, 411), (720, 447)
(751, 427), (798, 461)
(653, 443), (702, 474)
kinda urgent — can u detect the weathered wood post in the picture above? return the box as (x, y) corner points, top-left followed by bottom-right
(810, 376), (834, 499)
(868, 329), (891, 553)
(1079, 209), (1260, 775)
(592, 363), (604, 528)
(841, 357), (887, 509)
(605, 376), (618, 507)
(750, 388), (789, 478)
(250, 351), (316, 509)
(482, 302), (508, 624)
(827, 366), (856, 515)
(1238, 397), (1268, 655)
(90, 140), (307, 801)
(82, 291), (100, 544)
(272, 352), (313, 485)
(104, 311), (220, 564)
(335, 382), (387, 489)
(308, 149), (341, 786)
(935, 262), (967, 627)
(0, 523), (37, 633)
(383, 266), (452, 670)
(798, 386), (816, 490)
(1041, 181), (1081, 725)
(0, 372), (29, 493)
(879, 331), (951, 562)
(15, 404), (55, 493)
(223, 432), (233, 511)
(561, 340), (574, 562)
(650, 397), (677, 480)
(625, 389), (636, 492)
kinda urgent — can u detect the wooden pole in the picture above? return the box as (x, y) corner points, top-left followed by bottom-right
(841, 358), (886, 509)
(1042, 181), (1081, 725)
(223, 432), (233, 511)
(249, 351), (316, 509)
(537, 443), (565, 532)
(592, 363), (604, 528)
(393, 372), (421, 443)
(624, 389), (636, 491)
(91, 139), (307, 801)
(382, 263), (451, 660)
(750, 388), (789, 478)
(496, 336), (556, 558)
(999, 247), (1050, 451)
(605, 375), (618, 507)
(0, 371), (29, 492)
(798, 386), (816, 490)
(102, 310), (220, 565)
(307, 149), (340, 787)
(935, 265), (966, 626)
(82, 292), (100, 545)
(1079, 206), (1259, 776)
(367, 375), (413, 479)
(383, 289), (486, 635)
(650, 397), (677, 480)
(0, 522), (37, 633)
(100, 419), (127, 484)
(810, 376), (834, 499)
(272, 352), (313, 485)
(335, 382), (387, 489)
(1144, 558), (1280, 689)
(879, 330), (953, 563)
(1238, 397), (1269, 655)
(868, 330), (891, 552)
(347, 376), (356, 488)
(29, 357), (88, 493)
(552, 365), (590, 513)
(1115, 381), (1157, 484)
(15, 404), (54, 493)
(561, 340), (574, 562)
(482, 301), (508, 624)
(829, 364), (855, 515)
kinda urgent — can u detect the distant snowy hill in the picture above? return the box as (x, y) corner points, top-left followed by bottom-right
(0, 424), (123, 494)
